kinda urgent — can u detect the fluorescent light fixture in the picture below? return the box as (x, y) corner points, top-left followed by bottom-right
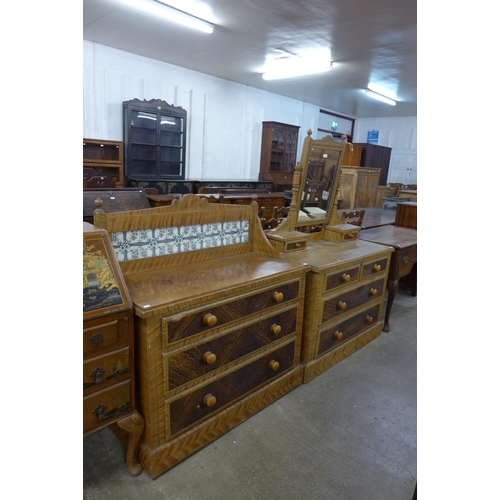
(365, 89), (397, 106)
(154, 0), (214, 33)
(263, 61), (333, 80)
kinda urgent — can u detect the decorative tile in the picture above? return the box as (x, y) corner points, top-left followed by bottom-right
(111, 220), (250, 262)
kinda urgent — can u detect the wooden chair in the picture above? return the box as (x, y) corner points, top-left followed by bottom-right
(341, 209), (365, 227)
(84, 175), (117, 188)
(271, 206), (290, 219)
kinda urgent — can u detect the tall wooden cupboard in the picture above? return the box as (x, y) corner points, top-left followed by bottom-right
(353, 143), (392, 186)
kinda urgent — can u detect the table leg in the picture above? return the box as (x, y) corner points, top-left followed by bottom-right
(116, 411), (145, 476)
(383, 278), (399, 332)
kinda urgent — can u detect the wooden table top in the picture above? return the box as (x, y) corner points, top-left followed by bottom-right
(358, 225), (417, 250)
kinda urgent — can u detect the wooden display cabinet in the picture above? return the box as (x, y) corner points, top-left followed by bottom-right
(93, 195), (308, 478)
(83, 223), (144, 476)
(83, 139), (124, 187)
(259, 121), (300, 191)
(123, 98), (187, 187)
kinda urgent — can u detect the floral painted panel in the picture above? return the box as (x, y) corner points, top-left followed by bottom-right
(111, 220), (250, 262)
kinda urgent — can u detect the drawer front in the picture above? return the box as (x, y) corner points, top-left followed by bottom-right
(342, 231), (358, 242)
(83, 347), (130, 396)
(83, 381), (131, 434)
(322, 278), (385, 323)
(395, 245), (417, 276)
(318, 304), (381, 355)
(166, 307), (297, 391)
(83, 315), (129, 355)
(361, 257), (389, 280)
(325, 266), (360, 292)
(164, 280), (299, 345)
(168, 341), (296, 435)
(285, 240), (307, 252)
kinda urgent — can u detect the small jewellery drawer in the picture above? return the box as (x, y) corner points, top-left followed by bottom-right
(83, 315), (129, 355)
(166, 307), (297, 391)
(83, 380), (131, 434)
(168, 341), (296, 436)
(322, 278), (385, 323)
(163, 280), (300, 345)
(83, 347), (130, 396)
(285, 239), (307, 252)
(318, 304), (381, 355)
(325, 266), (360, 292)
(361, 258), (389, 279)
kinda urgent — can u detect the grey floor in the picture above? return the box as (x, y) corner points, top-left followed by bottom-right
(83, 287), (417, 500)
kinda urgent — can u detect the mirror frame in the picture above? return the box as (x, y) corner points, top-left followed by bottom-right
(269, 129), (347, 241)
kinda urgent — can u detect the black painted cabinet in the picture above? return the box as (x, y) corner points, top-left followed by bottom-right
(353, 143), (392, 185)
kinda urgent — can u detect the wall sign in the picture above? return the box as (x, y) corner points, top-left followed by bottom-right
(367, 130), (379, 144)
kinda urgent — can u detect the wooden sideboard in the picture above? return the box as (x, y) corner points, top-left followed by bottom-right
(83, 223), (144, 476)
(93, 195), (308, 478)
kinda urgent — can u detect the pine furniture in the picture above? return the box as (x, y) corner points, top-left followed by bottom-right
(93, 195), (308, 478)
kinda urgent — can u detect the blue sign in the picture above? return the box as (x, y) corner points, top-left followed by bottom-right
(367, 130), (379, 144)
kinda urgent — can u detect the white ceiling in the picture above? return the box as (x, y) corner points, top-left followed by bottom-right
(83, 0), (417, 119)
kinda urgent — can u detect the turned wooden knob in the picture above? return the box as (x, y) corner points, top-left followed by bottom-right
(203, 394), (217, 407)
(272, 291), (284, 303)
(294, 242), (301, 248)
(334, 330), (343, 340)
(270, 324), (282, 335)
(203, 313), (217, 327)
(269, 360), (280, 371)
(341, 273), (351, 282)
(369, 288), (378, 296)
(373, 264), (382, 272)
(337, 301), (347, 310)
(365, 316), (374, 324)
(203, 352), (217, 365)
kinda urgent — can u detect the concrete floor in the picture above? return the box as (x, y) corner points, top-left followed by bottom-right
(83, 287), (417, 500)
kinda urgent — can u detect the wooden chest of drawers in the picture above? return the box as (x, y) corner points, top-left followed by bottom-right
(83, 224), (144, 476)
(93, 196), (308, 479)
(282, 239), (393, 383)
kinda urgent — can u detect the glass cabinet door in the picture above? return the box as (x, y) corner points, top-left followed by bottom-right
(123, 99), (187, 182)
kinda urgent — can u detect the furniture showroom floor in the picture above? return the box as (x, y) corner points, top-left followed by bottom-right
(83, 287), (417, 500)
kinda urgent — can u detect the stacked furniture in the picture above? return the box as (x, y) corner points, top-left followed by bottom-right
(93, 195), (309, 478)
(266, 131), (393, 383)
(83, 139), (124, 187)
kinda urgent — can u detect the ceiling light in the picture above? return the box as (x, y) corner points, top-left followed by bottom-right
(154, 0), (214, 33)
(263, 61), (333, 80)
(364, 89), (397, 106)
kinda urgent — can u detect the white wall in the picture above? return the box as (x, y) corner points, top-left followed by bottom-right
(83, 41), (416, 184)
(354, 116), (417, 184)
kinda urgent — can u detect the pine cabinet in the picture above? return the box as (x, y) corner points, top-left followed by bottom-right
(338, 166), (381, 209)
(123, 98), (187, 186)
(259, 121), (300, 191)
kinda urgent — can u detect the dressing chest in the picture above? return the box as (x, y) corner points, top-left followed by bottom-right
(266, 131), (393, 383)
(93, 196), (308, 478)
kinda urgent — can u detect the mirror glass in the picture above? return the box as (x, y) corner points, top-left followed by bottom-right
(295, 136), (345, 232)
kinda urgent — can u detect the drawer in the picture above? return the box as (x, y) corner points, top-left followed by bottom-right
(166, 307), (297, 391)
(322, 277), (385, 323)
(395, 245), (417, 276)
(83, 347), (130, 396)
(83, 314), (130, 356)
(168, 341), (296, 436)
(83, 380), (131, 434)
(318, 304), (381, 355)
(285, 239), (307, 252)
(163, 280), (300, 345)
(361, 257), (389, 279)
(325, 266), (360, 292)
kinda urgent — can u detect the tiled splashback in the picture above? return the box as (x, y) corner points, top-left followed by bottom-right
(111, 220), (250, 262)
